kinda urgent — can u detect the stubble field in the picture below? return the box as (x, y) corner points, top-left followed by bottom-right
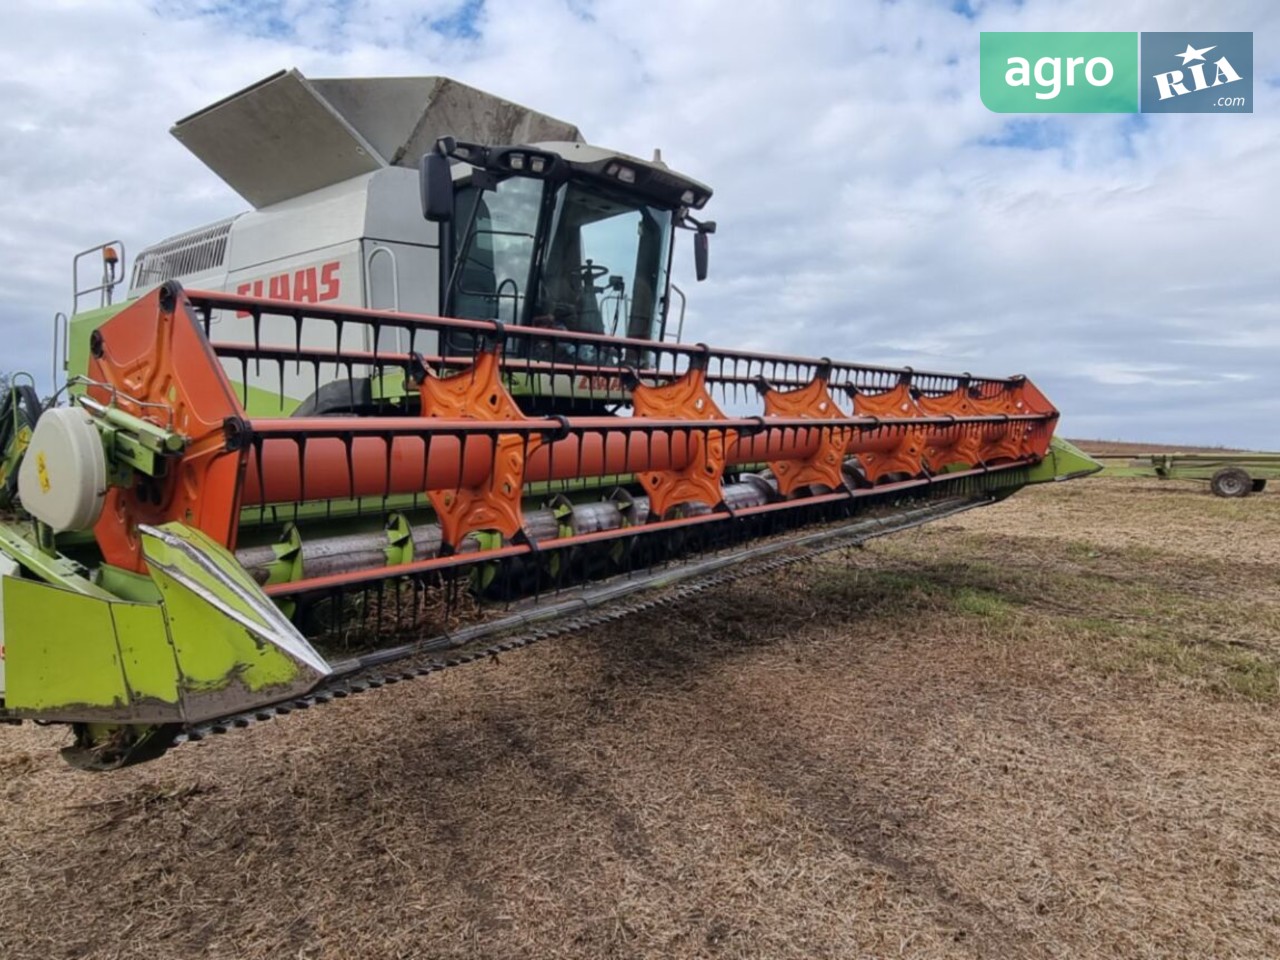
(3, 475), (1279, 959)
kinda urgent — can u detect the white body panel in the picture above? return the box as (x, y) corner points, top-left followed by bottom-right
(16, 407), (108, 533)
(130, 168), (442, 411)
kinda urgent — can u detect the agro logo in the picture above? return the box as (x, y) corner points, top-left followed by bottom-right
(981, 32), (1254, 114)
(1140, 33), (1253, 112)
(1003, 53), (1115, 101)
(979, 33), (1139, 113)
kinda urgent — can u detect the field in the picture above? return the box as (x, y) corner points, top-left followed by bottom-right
(3, 475), (1280, 959)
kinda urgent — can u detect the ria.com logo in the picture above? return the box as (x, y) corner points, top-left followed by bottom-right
(980, 32), (1253, 113)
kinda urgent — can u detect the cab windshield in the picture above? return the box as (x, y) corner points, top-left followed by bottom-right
(448, 176), (674, 344)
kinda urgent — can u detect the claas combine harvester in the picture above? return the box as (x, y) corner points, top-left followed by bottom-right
(0, 71), (1098, 769)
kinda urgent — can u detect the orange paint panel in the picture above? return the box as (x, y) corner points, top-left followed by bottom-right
(240, 434), (495, 504)
(85, 284), (246, 572)
(630, 363), (733, 518)
(416, 349), (538, 550)
(760, 376), (852, 496)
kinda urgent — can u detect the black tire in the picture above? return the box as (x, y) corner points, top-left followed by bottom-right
(1252, 478), (1268, 493)
(1210, 467), (1252, 498)
(0, 383), (43, 504)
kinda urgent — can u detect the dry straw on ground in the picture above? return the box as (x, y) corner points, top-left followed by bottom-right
(3, 476), (1279, 959)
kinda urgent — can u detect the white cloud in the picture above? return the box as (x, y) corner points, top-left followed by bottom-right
(0, 0), (1276, 448)
(1069, 361), (1210, 387)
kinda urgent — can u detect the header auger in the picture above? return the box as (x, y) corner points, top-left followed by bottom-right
(0, 69), (1098, 769)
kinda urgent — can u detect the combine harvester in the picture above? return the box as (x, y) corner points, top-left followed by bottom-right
(0, 71), (1097, 769)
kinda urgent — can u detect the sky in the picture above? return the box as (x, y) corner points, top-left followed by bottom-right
(0, 0), (1275, 446)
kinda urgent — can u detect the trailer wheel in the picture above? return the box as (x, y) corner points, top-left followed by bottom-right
(1252, 478), (1268, 493)
(1210, 467), (1252, 498)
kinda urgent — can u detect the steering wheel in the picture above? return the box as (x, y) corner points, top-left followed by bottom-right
(576, 260), (610, 287)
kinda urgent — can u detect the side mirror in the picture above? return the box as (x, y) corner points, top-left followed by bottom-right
(694, 230), (710, 282)
(420, 152), (454, 222)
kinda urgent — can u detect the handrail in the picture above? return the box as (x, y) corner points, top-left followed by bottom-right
(71, 241), (126, 315)
(667, 284), (687, 343)
(51, 312), (68, 392)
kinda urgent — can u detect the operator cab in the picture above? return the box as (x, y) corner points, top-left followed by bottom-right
(422, 138), (714, 368)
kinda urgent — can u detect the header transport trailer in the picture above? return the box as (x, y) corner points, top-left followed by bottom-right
(1094, 452), (1277, 497)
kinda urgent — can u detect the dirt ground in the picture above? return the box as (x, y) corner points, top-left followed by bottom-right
(3, 476), (1280, 960)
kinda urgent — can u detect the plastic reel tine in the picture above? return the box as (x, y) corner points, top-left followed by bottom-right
(520, 430), (533, 485)
(309, 353), (320, 402)
(296, 434), (308, 504)
(524, 534), (542, 606)
(488, 432), (499, 493)
(237, 356), (250, 409)
(446, 567), (462, 618)
(421, 432), (432, 493)
(251, 309), (262, 377)
(320, 587), (338, 640)
(623, 424), (633, 486)
(623, 517), (635, 579)
(546, 420), (558, 481)
(454, 431), (468, 493)
(294, 314), (305, 376)
(341, 433), (357, 501)
(357, 584), (370, 635)
(645, 428), (654, 492)
(414, 575), (427, 625)
(553, 535), (569, 595)
(382, 431), (394, 505)
(250, 436), (269, 525)
(375, 579), (387, 635)
(398, 577), (411, 631)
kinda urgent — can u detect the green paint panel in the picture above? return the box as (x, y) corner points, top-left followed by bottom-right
(142, 524), (320, 694)
(153, 570), (298, 692)
(0, 521), (116, 599)
(98, 564), (162, 603)
(4, 577), (131, 711)
(1027, 437), (1103, 484)
(111, 602), (180, 705)
(231, 380), (300, 417)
